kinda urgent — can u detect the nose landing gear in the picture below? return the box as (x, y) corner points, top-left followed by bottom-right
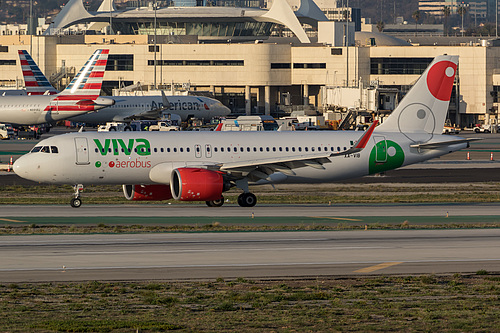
(70, 184), (84, 208)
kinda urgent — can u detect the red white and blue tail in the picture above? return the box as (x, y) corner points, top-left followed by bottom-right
(18, 50), (59, 95)
(377, 55), (459, 140)
(43, 49), (114, 114)
(59, 49), (109, 97)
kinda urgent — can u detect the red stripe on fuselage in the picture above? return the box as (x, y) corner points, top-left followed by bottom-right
(53, 95), (99, 101)
(43, 105), (97, 112)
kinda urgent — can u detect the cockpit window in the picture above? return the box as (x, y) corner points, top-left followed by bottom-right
(51, 146), (59, 154)
(30, 146), (42, 153)
(41, 146), (50, 153)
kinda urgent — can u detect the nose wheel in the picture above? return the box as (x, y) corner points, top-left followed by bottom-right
(70, 197), (82, 208)
(70, 184), (84, 208)
(237, 193), (257, 207)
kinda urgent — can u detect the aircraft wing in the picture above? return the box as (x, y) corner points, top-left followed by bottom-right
(218, 121), (378, 181)
(127, 91), (172, 120)
(168, 121), (378, 182)
(410, 138), (481, 149)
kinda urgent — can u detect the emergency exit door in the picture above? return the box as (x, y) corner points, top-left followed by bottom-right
(74, 137), (90, 165)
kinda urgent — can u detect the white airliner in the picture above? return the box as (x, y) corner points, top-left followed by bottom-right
(0, 49), (114, 125)
(18, 50), (231, 122)
(14, 55), (473, 208)
(68, 93), (231, 123)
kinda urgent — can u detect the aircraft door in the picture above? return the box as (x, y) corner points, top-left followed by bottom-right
(205, 144), (212, 158)
(373, 135), (387, 163)
(49, 100), (59, 115)
(74, 137), (90, 165)
(194, 144), (202, 158)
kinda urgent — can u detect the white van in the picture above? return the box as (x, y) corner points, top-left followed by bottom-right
(97, 122), (132, 132)
(0, 123), (14, 139)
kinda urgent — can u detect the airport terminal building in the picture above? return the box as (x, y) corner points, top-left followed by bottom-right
(1, 0), (500, 127)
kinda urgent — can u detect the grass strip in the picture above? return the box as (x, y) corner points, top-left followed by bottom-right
(0, 216), (499, 234)
(0, 274), (498, 332)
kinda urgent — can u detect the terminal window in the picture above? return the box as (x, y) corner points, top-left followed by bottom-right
(148, 60), (243, 66)
(271, 63), (291, 69)
(331, 48), (342, 55)
(293, 63), (326, 69)
(148, 45), (160, 52)
(106, 54), (134, 71)
(0, 60), (15, 65)
(370, 58), (433, 75)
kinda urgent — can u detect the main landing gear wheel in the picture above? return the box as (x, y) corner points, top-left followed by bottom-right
(70, 197), (82, 208)
(206, 196), (224, 207)
(237, 193), (257, 207)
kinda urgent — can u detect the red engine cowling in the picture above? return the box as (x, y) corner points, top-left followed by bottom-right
(123, 184), (173, 201)
(171, 168), (224, 201)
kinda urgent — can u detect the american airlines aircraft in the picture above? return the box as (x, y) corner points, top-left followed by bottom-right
(0, 49), (114, 125)
(18, 50), (231, 122)
(14, 55), (473, 208)
(68, 94), (231, 123)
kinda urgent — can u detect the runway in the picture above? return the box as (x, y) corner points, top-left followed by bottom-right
(0, 229), (499, 282)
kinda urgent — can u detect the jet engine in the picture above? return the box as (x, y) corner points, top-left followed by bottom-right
(123, 184), (172, 201)
(171, 168), (228, 201)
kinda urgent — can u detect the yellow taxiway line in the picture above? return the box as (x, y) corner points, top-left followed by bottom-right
(309, 216), (363, 222)
(0, 218), (27, 223)
(354, 262), (404, 273)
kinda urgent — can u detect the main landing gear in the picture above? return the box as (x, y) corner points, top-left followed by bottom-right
(70, 184), (84, 208)
(206, 196), (225, 207)
(237, 192), (257, 207)
(205, 193), (257, 207)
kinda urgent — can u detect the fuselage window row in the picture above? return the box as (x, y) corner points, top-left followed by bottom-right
(91, 145), (348, 155)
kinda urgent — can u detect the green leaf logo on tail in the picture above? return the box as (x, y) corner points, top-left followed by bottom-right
(369, 140), (405, 174)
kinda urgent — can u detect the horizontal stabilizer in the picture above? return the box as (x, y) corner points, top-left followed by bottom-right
(410, 138), (481, 149)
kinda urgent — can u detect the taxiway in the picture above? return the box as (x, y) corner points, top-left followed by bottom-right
(0, 229), (498, 282)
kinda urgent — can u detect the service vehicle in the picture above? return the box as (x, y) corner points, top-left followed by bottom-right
(0, 123), (14, 139)
(97, 122), (132, 132)
(220, 115), (278, 131)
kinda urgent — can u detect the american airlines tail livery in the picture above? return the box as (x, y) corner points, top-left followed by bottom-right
(0, 49), (114, 125)
(18, 50), (59, 96)
(14, 55), (472, 208)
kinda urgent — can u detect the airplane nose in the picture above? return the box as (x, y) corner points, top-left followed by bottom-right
(222, 105), (231, 116)
(13, 155), (27, 176)
(13, 154), (35, 180)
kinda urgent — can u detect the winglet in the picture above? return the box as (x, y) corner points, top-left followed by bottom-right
(215, 123), (223, 131)
(161, 90), (171, 110)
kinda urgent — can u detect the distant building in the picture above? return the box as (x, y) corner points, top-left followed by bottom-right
(43, 0), (328, 44)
